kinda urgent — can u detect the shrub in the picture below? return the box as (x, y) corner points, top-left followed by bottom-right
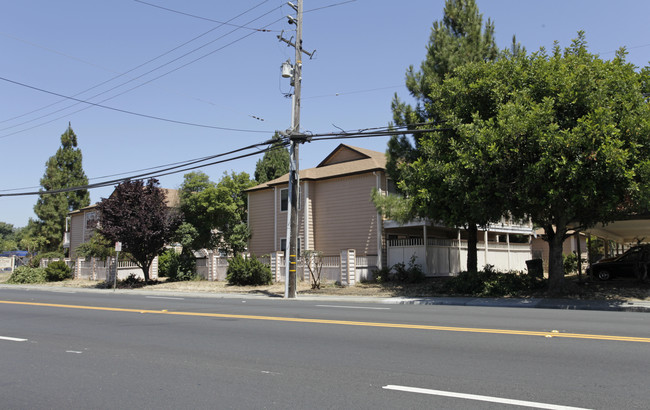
(120, 273), (145, 288)
(563, 253), (579, 275)
(7, 266), (47, 284)
(371, 266), (392, 283)
(442, 265), (546, 297)
(31, 251), (64, 268)
(226, 255), (272, 286)
(392, 255), (425, 283)
(371, 255), (425, 284)
(158, 249), (196, 281)
(44, 260), (72, 282)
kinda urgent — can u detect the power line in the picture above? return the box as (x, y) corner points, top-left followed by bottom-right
(304, 0), (358, 13)
(0, 3), (283, 138)
(0, 137), (285, 197)
(0, 125), (441, 198)
(303, 85), (403, 99)
(0, 1), (274, 127)
(0, 76), (272, 134)
(134, 0), (280, 32)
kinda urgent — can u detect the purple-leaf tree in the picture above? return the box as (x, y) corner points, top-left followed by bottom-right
(97, 178), (181, 282)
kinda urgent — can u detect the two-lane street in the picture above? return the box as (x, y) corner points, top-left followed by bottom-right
(1, 287), (649, 409)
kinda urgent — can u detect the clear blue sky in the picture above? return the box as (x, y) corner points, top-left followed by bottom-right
(1, 0), (649, 228)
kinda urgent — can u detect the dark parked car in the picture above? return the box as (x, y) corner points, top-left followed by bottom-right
(587, 245), (650, 281)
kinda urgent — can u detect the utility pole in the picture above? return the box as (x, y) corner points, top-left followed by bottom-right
(279, 0), (312, 298)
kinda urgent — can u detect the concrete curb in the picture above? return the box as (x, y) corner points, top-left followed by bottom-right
(1, 284), (649, 313)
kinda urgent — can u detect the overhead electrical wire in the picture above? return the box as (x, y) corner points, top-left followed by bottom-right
(134, 0), (279, 32)
(303, 85), (404, 99)
(303, 0), (357, 13)
(0, 137), (287, 197)
(0, 0), (274, 127)
(0, 3), (284, 139)
(0, 76), (272, 134)
(0, 125), (446, 197)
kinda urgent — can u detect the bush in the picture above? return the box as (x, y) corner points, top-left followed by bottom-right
(44, 260), (72, 282)
(157, 249), (175, 277)
(31, 251), (64, 268)
(371, 266), (392, 283)
(120, 273), (145, 288)
(442, 265), (546, 297)
(159, 249), (196, 281)
(226, 255), (272, 286)
(563, 253), (579, 275)
(7, 266), (46, 284)
(370, 255), (424, 284)
(392, 255), (425, 283)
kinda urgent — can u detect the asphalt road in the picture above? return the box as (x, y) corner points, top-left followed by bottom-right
(1, 287), (649, 409)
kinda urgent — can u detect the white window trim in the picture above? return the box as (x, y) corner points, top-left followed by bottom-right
(280, 237), (302, 256)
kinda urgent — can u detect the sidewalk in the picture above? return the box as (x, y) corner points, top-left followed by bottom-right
(3, 283), (650, 313)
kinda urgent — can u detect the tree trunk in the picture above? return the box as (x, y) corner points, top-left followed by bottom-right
(467, 224), (478, 273)
(140, 261), (151, 283)
(545, 226), (566, 294)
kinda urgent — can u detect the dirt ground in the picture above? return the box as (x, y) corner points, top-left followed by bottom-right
(3, 272), (648, 301)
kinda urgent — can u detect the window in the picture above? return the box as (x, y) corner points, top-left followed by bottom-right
(281, 188), (288, 212)
(280, 187), (301, 212)
(280, 238), (301, 257)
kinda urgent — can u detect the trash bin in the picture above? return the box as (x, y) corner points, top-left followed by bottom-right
(526, 259), (543, 278)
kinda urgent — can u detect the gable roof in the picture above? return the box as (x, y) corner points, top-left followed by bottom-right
(247, 144), (386, 192)
(68, 188), (180, 216)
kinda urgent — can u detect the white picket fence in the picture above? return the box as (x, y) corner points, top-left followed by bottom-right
(387, 238), (532, 276)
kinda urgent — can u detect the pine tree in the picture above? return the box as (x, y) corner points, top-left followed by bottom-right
(384, 0), (499, 273)
(254, 133), (290, 184)
(34, 123), (90, 251)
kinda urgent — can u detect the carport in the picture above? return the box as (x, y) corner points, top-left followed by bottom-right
(582, 217), (650, 246)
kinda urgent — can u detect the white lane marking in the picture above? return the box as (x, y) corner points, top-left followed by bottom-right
(0, 336), (28, 342)
(145, 296), (184, 300)
(382, 385), (591, 410)
(315, 305), (391, 310)
(66, 350), (83, 354)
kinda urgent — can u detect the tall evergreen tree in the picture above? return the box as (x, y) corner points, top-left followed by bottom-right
(254, 133), (290, 184)
(382, 0), (499, 273)
(34, 124), (90, 251)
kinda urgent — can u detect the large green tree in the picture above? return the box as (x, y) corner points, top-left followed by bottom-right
(97, 179), (181, 282)
(34, 124), (90, 251)
(254, 133), (290, 183)
(0, 222), (17, 252)
(423, 33), (650, 292)
(382, 0), (500, 273)
(180, 171), (256, 255)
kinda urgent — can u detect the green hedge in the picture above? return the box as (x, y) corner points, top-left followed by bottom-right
(44, 260), (72, 282)
(226, 255), (272, 286)
(442, 265), (546, 297)
(7, 266), (47, 284)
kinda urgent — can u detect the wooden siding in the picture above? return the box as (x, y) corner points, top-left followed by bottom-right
(69, 212), (85, 258)
(312, 173), (379, 256)
(323, 148), (365, 165)
(248, 189), (276, 256)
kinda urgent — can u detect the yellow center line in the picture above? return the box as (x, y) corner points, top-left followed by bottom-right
(2, 300), (649, 343)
